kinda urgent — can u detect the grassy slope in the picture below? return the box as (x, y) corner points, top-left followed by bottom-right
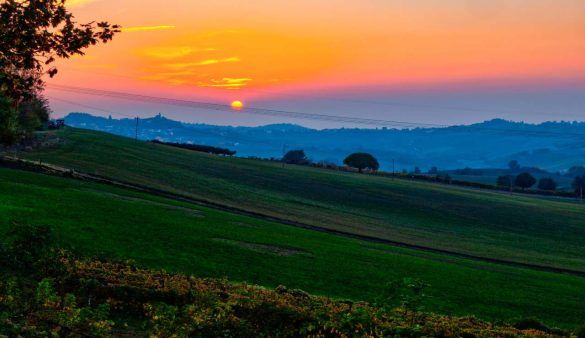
(22, 128), (585, 272)
(1, 167), (584, 328)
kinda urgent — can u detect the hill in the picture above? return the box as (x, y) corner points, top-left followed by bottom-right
(1, 165), (585, 329)
(21, 127), (585, 274)
(64, 112), (585, 171)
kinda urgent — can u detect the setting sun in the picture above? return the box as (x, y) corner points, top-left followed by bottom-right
(231, 100), (244, 110)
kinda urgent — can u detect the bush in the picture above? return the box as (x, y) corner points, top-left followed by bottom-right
(513, 318), (550, 332)
(577, 323), (585, 338)
(0, 94), (19, 144)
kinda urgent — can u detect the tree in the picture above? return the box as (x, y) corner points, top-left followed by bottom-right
(496, 175), (514, 188)
(282, 149), (309, 165)
(573, 176), (585, 199)
(508, 160), (521, 172)
(18, 94), (51, 134)
(537, 177), (557, 191)
(0, 0), (120, 104)
(0, 94), (19, 144)
(514, 172), (536, 190)
(343, 152), (379, 173)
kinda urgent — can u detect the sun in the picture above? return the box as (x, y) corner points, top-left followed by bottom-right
(231, 100), (244, 110)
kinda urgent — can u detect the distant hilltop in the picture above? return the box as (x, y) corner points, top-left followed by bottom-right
(64, 112), (585, 171)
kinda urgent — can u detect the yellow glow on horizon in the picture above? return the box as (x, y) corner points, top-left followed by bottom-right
(231, 100), (244, 110)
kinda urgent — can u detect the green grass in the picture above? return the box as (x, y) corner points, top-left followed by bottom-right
(1, 167), (584, 329)
(22, 128), (585, 272)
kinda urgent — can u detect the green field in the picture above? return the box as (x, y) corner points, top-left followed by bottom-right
(1, 167), (585, 328)
(21, 128), (585, 273)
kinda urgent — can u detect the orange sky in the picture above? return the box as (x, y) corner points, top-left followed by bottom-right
(42, 0), (585, 128)
(49, 0), (585, 99)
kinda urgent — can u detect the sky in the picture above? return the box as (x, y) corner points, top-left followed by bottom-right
(45, 0), (585, 128)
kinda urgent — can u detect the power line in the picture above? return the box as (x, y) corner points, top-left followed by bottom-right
(55, 67), (585, 120)
(49, 97), (137, 119)
(49, 95), (285, 148)
(47, 84), (447, 128)
(47, 84), (585, 137)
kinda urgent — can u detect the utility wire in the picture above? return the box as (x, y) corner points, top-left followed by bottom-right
(49, 95), (284, 148)
(47, 84), (585, 137)
(55, 67), (585, 120)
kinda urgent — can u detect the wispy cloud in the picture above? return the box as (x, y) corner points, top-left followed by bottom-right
(122, 25), (176, 33)
(66, 0), (100, 7)
(165, 57), (240, 69)
(198, 78), (252, 90)
(140, 46), (216, 59)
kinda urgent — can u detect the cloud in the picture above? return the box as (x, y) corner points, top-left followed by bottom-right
(122, 25), (176, 33)
(165, 57), (240, 69)
(198, 78), (252, 90)
(140, 46), (216, 59)
(66, 0), (100, 7)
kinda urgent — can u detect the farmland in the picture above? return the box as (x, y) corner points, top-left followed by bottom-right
(1, 167), (585, 329)
(21, 128), (585, 273)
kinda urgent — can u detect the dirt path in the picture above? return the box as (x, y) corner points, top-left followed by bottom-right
(2, 155), (584, 278)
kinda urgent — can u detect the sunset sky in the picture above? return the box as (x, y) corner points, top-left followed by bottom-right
(46, 0), (585, 128)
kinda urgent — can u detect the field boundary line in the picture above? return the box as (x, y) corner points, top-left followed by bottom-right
(2, 155), (584, 278)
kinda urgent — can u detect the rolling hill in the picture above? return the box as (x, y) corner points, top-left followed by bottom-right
(21, 127), (585, 273)
(64, 112), (585, 171)
(1, 165), (585, 329)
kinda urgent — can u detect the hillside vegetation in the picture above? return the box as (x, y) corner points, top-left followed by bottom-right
(22, 128), (585, 273)
(1, 225), (562, 337)
(1, 168), (585, 328)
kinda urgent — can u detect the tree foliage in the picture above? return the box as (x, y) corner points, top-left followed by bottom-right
(0, 0), (120, 103)
(496, 175), (514, 187)
(0, 94), (18, 144)
(537, 177), (557, 191)
(573, 175), (585, 196)
(282, 149), (309, 165)
(343, 152), (379, 172)
(514, 172), (536, 190)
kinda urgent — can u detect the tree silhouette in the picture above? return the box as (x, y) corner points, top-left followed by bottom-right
(343, 152), (379, 173)
(282, 149), (309, 165)
(537, 177), (557, 191)
(496, 175), (514, 188)
(572, 175), (585, 199)
(514, 172), (536, 190)
(0, 0), (120, 104)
